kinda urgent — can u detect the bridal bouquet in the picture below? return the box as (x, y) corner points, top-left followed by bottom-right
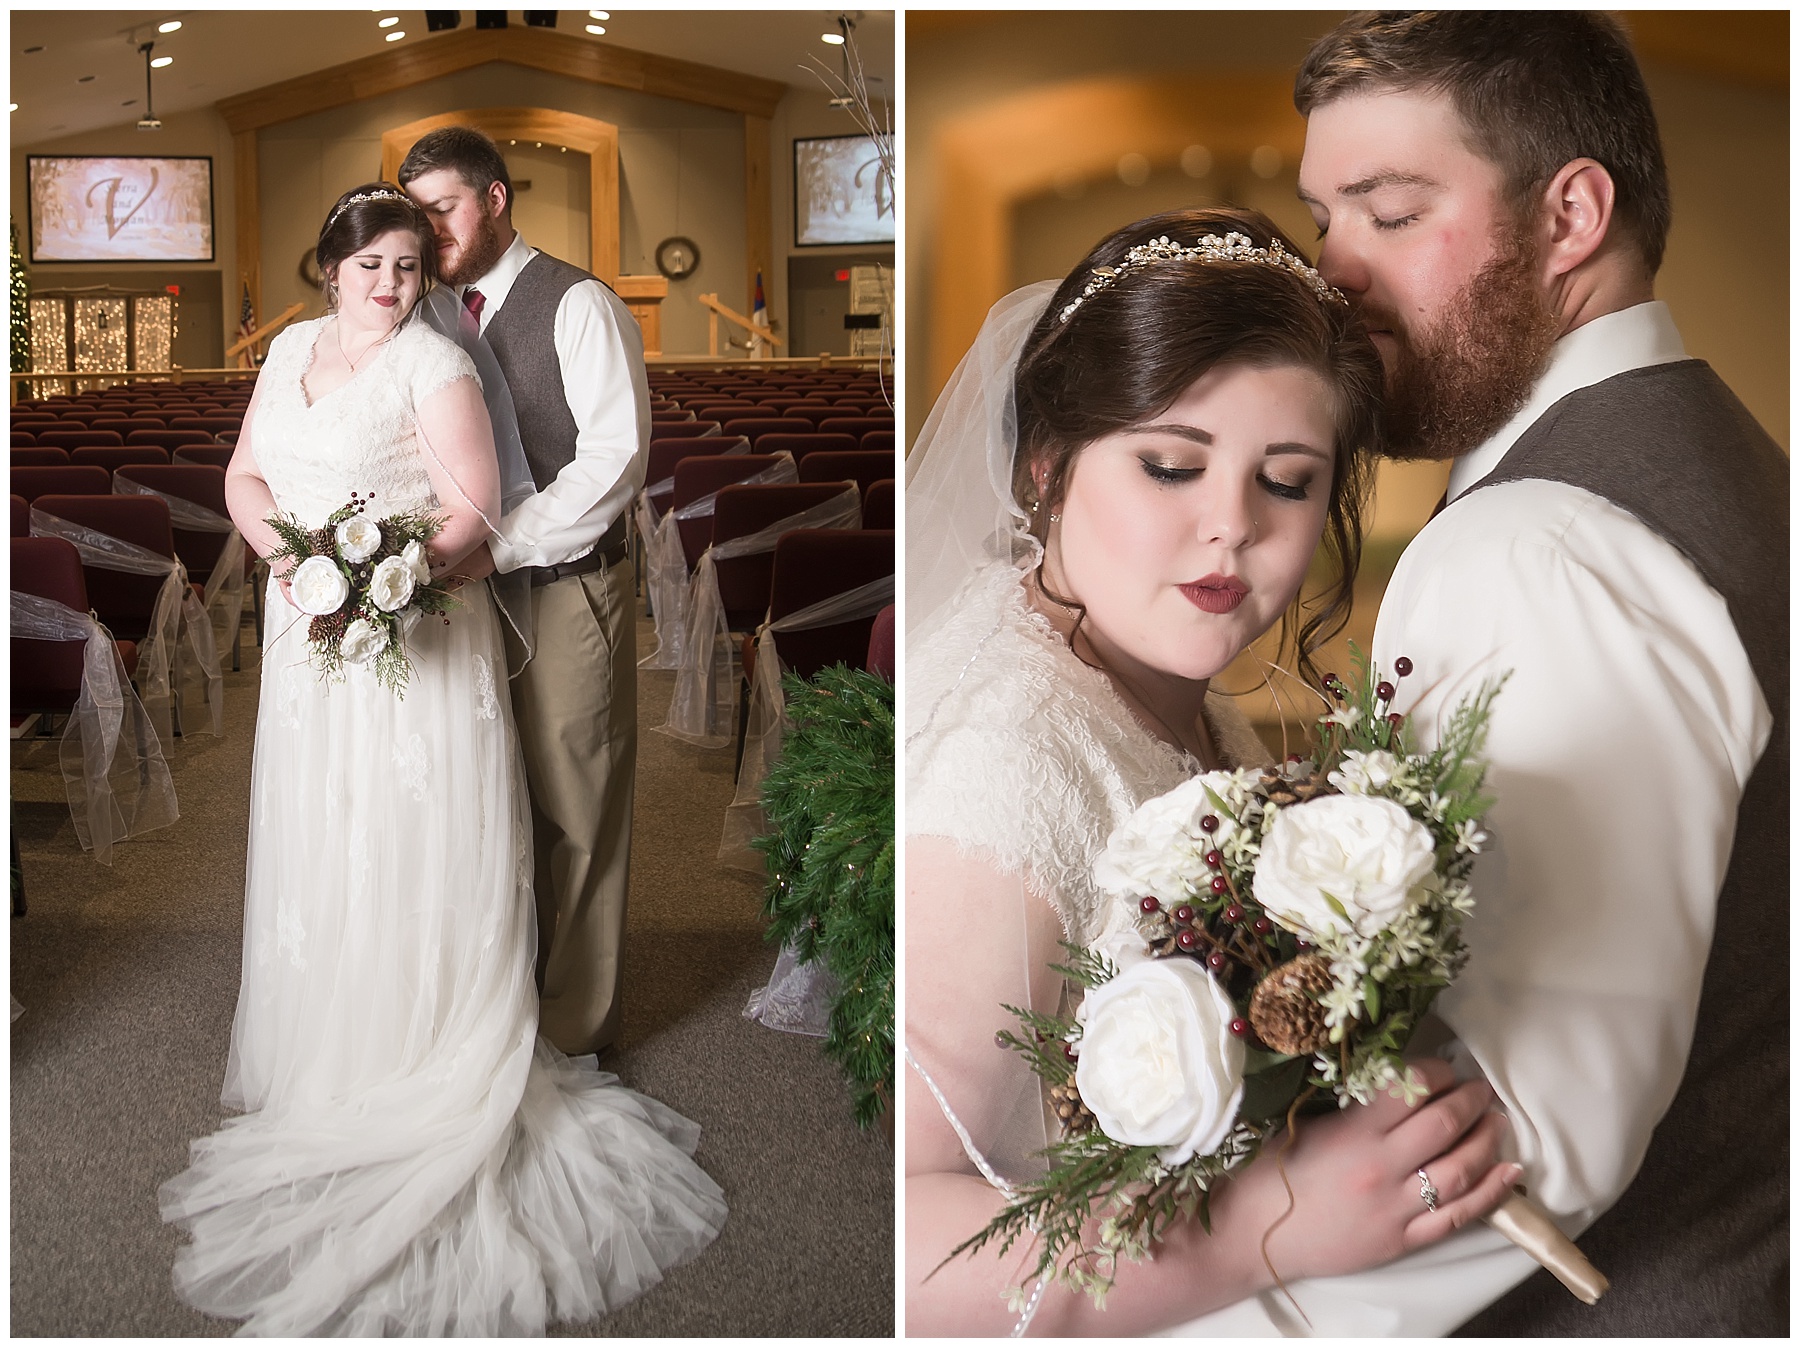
(265, 494), (459, 695)
(956, 652), (1508, 1308)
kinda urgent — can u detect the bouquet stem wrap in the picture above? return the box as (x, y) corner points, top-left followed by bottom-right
(1486, 1193), (1610, 1304)
(661, 483), (862, 750)
(11, 590), (178, 863)
(30, 506), (224, 742)
(719, 571), (894, 870)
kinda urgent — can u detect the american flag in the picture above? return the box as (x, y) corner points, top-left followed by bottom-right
(236, 282), (256, 367)
(750, 270), (769, 357)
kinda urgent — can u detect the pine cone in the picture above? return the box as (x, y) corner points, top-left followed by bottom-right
(1048, 1076), (1097, 1135)
(1259, 767), (1331, 807)
(1135, 909), (1181, 958)
(1248, 953), (1335, 1056)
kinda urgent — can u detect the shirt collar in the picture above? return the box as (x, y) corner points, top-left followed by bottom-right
(1446, 300), (1689, 501)
(461, 230), (535, 312)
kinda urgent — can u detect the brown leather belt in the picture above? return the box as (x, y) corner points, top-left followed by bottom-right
(525, 520), (629, 587)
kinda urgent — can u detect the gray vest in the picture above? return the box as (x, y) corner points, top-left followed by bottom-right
(1454, 361), (1788, 1336)
(482, 251), (607, 492)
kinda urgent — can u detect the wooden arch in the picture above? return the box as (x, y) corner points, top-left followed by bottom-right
(382, 108), (621, 285)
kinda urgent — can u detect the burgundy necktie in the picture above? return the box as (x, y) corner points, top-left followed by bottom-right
(460, 288), (485, 337)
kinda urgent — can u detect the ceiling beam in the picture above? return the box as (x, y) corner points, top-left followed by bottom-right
(215, 25), (790, 133)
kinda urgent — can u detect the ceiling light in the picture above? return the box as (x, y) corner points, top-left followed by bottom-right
(379, 16), (399, 26)
(586, 24), (605, 35)
(589, 9), (609, 18)
(8, 104), (16, 113)
(158, 20), (182, 33)
(150, 56), (173, 68)
(822, 32), (845, 45)
(385, 31), (406, 42)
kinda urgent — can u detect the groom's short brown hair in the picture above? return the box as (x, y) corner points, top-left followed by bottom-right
(397, 126), (514, 216)
(1295, 11), (1671, 274)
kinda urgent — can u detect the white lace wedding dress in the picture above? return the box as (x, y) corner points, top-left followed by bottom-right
(905, 560), (1270, 1192)
(158, 316), (726, 1336)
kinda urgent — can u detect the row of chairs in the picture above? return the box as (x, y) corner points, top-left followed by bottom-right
(14, 413), (243, 436)
(649, 411), (892, 442)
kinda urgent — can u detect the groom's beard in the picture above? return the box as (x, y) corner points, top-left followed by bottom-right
(438, 215), (509, 289)
(1367, 224), (1563, 461)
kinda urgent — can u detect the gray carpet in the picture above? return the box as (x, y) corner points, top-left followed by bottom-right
(10, 603), (893, 1336)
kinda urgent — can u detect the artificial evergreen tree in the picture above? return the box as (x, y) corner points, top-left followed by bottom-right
(10, 218), (30, 376)
(753, 665), (894, 1129)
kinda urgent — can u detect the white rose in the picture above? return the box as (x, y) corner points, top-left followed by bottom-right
(339, 617), (389, 665)
(1328, 749), (1403, 796)
(289, 555), (350, 616)
(1253, 794), (1438, 940)
(336, 514), (383, 563)
(368, 555), (417, 613)
(1094, 772), (1244, 903)
(1076, 957), (1245, 1165)
(401, 538), (432, 585)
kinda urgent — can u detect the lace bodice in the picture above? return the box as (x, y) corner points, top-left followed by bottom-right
(905, 562), (1272, 946)
(249, 315), (480, 528)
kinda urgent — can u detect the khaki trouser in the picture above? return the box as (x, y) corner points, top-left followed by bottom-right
(503, 559), (636, 1055)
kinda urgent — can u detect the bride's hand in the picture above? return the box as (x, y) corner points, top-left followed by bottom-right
(1212, 1057), (1520, 1285)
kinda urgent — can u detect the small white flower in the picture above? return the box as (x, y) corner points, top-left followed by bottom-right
(1254, 794), (1438, 940)
(1454, 819), (1489, 854)
(336, 513), (383, 563)
(289, 555), (350, 615)
(1322, 706), (1360, 728)
(367, 554), (417, 612)
(1075, 957), (1245, 1166)
(401, 538), (432, 585)
(339, 617), (389, 665)
(1328, 749), (1404, 796)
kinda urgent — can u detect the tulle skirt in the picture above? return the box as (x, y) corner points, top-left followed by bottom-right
(159, 581), (726, 1336)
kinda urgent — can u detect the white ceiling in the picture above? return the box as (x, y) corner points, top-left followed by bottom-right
(10, 8), (895, 146)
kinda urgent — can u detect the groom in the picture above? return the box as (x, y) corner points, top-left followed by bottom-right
(399, 127), (649, 1058)
(1294, 12), (1785, 1335)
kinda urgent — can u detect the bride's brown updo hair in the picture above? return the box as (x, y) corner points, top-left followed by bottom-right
(1012, 205), (1382, 690)
(315, 182), (440, 320)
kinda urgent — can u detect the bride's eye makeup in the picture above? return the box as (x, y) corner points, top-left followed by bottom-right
(1138, 458), (1200, 485)
(1258, 473), (1311, 502)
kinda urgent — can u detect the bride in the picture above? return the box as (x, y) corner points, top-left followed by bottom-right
(159, 184), (725, 1335)
(904, 207), (1519, 1335)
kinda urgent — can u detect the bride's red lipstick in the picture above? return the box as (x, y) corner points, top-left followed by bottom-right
(373, 296), (398, 308)
(1180, 574), (1249, 614)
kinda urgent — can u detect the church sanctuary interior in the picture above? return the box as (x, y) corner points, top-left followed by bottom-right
(908, 10), (1786, 746)
(11, 9), (893, 1336)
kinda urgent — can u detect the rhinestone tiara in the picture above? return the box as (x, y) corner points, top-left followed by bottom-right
(324, 186), (415, 232)
(1057, 231), (1345, 324)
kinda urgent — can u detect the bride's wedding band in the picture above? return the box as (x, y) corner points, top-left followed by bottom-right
(1418, 1169), (1439, 1213)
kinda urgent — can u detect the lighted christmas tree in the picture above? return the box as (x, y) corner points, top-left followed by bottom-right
(9, 218), (29, 376)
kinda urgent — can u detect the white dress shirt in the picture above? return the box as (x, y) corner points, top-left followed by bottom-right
(1167, 302), (1773, 1336)
(464, 231), (649, 571)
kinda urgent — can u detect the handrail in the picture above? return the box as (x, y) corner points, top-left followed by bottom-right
(225, 302), (307, 361)
(697, 292), (786, 358)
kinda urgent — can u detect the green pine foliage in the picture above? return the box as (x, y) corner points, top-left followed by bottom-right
(752, 665), (894, 1129)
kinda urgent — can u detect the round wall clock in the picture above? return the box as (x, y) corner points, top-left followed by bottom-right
(655, 236), (700, 281)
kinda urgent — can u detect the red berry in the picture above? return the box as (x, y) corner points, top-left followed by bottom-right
(1209, 875), (1228, 895)
(1253, 917), (1273, 935)
(1174, 905), (1195, 924)
(1296, 937), (1311, 951)
(1224, 903), (1244, 924)
(1200, 814), (1219, 834)
(1387, 713), (1404, 728)
(1229, 1017), (1249, 1037)
(1394, 656), (1413, 677)
(1206, 951), (1227, 972)
(1323, 673), (1338, 689)
(1376, 681), (1395, 701)
(1064, 1043), (1077, 1060)
(1140, 896), (1161, 914)
(1176, 929), (1199, 951)
(1204, 849), (1223, 868)
(1286, 753), (1305, 764)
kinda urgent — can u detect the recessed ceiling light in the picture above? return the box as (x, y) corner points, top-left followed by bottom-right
(379, 16), (399, 27)
(385, 31), (406, 42)
(585, 24), (605, 35)
(150, 56), (173, 68)
(158, 20), (182, 33)
(8, 104), (16, 113)
(589, 9), (609, 18)
(822, 32), (845, 45)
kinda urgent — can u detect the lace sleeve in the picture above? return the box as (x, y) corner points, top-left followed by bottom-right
(401, 321), (482, 407)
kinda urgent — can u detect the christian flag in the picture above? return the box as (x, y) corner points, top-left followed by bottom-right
(750, 270), (769, 356)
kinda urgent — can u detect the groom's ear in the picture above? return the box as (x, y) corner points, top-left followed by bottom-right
(1537, 158), (1616, 282)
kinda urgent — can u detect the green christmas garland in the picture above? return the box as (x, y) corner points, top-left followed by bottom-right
(752, 665), (894, 1129)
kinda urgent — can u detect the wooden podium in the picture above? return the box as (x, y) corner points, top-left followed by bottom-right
(615, 275), (670, 357)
